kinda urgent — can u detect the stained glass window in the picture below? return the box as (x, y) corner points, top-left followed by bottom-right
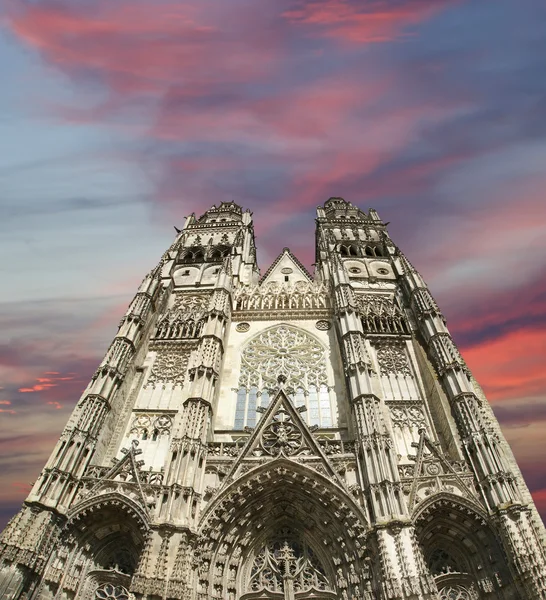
(234, 325), (333, 429)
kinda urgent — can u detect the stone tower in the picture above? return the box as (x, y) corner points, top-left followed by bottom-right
(1, 198), (545, 600)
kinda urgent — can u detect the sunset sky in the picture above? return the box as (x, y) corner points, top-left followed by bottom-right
(1, 0), (546, 529)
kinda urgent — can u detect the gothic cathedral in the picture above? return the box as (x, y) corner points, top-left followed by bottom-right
(1, 198), (546, 600)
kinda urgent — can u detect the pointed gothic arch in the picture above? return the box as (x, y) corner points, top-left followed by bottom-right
(198, 459), (371, 600)
(413, 493), (517, 598)
(39, 493), (150, 600)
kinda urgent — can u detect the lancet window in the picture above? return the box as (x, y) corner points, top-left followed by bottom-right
(356, 294), (410, 335)
(234, 325), (333, 429)
(209, 245), (231, 261)
(181, 247), (205, 263)
(338, 243), (385, 258)
(154, 294), (208, 340)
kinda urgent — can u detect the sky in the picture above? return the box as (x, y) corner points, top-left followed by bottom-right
(1, 0), (546, 529)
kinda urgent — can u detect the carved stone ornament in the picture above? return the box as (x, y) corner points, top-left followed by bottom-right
(374, 341), (412, 376)
(389, 405), (426, 429)
(248, 529), (332, 595)
(129, 413), (173, 436)
(95, 583), (129, 600)
(315, 320), (331, 331)
(236, 322), (250, 332)
(260, 406), (304, 456)
(173, 293), (209, 310)
(146, 351), (189, 386)
(239, 324), (328, 391)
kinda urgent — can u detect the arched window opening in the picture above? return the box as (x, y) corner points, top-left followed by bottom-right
(233, 325), (334, 429)
(141, 429), (148, 441)
(359, 296), (410, 335)
(365, 246), (374, 257)
(339, 245), (350, 256)
(181, 247), (206, 264)
(152, 429), (159, 441)
(56, 441), (66, 459)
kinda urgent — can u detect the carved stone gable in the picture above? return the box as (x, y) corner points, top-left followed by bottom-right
(221, 389), (343, 488)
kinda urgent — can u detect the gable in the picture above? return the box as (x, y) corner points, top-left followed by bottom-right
(260, 248), (312, 286)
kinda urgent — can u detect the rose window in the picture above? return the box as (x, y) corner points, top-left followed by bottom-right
(234, 325), (333, 429)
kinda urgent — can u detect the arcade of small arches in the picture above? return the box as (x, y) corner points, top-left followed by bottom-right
(180, 245), (231, 264)
(339, 243), (385, 258)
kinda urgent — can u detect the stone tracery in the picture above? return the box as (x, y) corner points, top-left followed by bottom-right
(95, 583), (130, 600)
(233, 281), (329, 314)
(248, 529), (332, 596)
(234, 325), (333, 429)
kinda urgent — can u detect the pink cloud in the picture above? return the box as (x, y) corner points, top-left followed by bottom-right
(5, 1), (216, 95)
(19, 373), (76, 393)
(531, 489), (546, 517)
(462, 327), (546, 402)
(283, 0), (451, 44)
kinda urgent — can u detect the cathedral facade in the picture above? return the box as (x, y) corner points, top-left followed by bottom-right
(1, 198), (546, 600)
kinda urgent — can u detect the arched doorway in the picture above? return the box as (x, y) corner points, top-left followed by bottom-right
(198, 460), (371, 600)
(42, 494), (148, 600)
(414, 494), (518, 599)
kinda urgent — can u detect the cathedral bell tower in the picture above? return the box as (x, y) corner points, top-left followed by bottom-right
(1, 198), (546, 600)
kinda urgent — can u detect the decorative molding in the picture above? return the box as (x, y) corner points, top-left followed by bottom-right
(233, 281), (329, 314)
(373, 340), (412, 376)
(146, 351), (189, 387)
